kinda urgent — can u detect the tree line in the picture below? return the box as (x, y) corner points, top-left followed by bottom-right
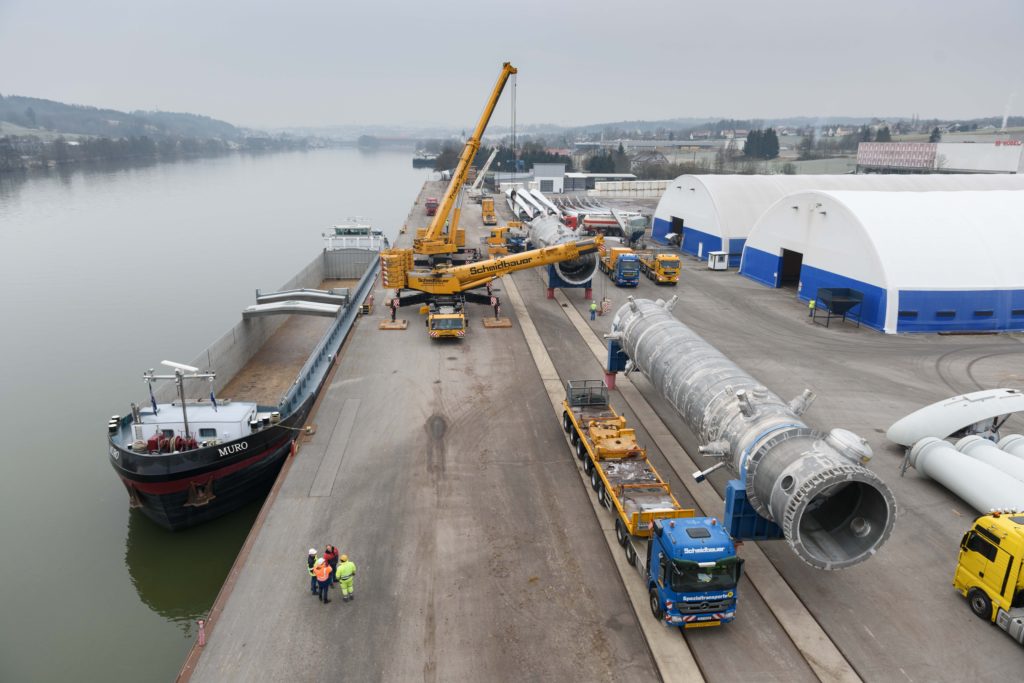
(0, 134), (311, 173)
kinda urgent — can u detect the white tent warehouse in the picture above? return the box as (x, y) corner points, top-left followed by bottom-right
(739, 190), (1024, 333)
(650, 174), (1024, 267)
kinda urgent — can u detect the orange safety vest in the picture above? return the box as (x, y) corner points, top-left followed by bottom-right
(314, 562), (332, 582)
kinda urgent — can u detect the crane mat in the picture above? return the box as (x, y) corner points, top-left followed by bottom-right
(482, 317), (512, 328)
(378, 320), (409, 330)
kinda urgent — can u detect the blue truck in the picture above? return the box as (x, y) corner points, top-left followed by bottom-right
(562, 380), (742, 627)
(599, 247), (641, 287)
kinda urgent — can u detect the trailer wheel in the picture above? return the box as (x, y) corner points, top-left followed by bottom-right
(968, 588), (993, 621)
(575, 439), (586, 460)
(626, 543), (637, 567)
(570, 428), (579, 446)
(562, 412), (571, 433)
(590, 468), (601, 491)
(649, 588), (664, 620)
(615, 518), (628, 547)
(583, 456), (594, 475)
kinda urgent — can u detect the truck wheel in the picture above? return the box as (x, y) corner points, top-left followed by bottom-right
(649, 588), (664, 620)
(590, 468), (601, 491)
(575, 439), (586, 460)
(615, 518), (628, 547)
(968, 588), (993, 621)
(625, 542), (637, 567)
(562, 412), (571, 433)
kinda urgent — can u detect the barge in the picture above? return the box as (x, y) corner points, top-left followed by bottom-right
(107, 240), (379, 530)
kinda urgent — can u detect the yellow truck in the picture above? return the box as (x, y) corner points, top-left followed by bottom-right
(636, 251), (681, 285)
(954, 511), (1024, 644)
(481, 196), (497, 225)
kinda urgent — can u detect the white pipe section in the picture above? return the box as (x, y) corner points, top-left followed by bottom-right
(998, 434), (1024, 458)
(909, 437), (1024, 511)
(956, 435), (1024, 483)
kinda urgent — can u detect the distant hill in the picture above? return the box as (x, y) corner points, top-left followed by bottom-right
(0, 94), (241, 139)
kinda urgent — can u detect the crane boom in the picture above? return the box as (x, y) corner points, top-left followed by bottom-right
(471, 149), (499, 192)
(414, 62), (517, 256)
(383, 236), (603, 295)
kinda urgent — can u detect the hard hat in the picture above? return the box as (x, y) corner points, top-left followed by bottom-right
(340, 554), (348, 562)
(308, 548), (316, 555)
(315, 557), (325, 566)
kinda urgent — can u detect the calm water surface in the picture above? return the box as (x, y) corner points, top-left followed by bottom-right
(0, 149), (427, 681)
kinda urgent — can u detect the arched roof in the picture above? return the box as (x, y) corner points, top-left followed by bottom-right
(653, 174), (1024, 242)
(745, 190), (1024, 331)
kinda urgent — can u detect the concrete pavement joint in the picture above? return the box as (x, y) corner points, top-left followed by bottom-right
(550, 284), (862, 683)
(502, 275), (703, 683)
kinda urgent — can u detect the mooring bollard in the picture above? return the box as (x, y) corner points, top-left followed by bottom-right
(197, 619), (206, 646)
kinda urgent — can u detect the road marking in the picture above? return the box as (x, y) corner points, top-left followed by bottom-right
(550, 284), (862, 683)
(502, 275), (703, 683)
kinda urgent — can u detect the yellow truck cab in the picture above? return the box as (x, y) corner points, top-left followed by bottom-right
(426, 298), (467, 339)
(637, 252), (681, 285)
(481, 197), (497, 225)
(954, 511), (1024, 645)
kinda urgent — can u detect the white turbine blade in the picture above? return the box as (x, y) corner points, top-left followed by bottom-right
(161, 360), (200, 373)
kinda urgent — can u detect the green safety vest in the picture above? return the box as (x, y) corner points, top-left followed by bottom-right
(336, 560), (357, 580)
(590, 303), (597, 311)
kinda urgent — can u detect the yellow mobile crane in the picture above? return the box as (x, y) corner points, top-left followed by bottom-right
(382, 236), (603, 338)
(391, 62), (517, 265)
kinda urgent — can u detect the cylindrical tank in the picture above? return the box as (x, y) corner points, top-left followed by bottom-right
(909, 437), (1024, 511)
(611, 296), (896, 570)
(956, 435), (1024, 483)
(528, 215), (597, 285)
(998, 434), (1024, 458)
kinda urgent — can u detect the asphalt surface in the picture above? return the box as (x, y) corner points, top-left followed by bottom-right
(189, 183), (659, 682)
(190, 180), (1024, 682)
(549, 217), (1024, 681)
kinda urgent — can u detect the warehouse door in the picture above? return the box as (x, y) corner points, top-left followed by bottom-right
(670, 217), (685, 246)
(779, 249), (803, 288)
(540, 179), (554, 192)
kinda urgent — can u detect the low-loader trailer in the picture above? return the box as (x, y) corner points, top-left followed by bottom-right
(561, 380), (742, 628)
(636, 251), (680, 285)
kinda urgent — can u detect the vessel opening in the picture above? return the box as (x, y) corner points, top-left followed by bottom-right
(555, 253), (598, 285)
(794, 480), (892, 569)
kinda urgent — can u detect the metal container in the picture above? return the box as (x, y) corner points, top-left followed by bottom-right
(611, 296), (896, 570)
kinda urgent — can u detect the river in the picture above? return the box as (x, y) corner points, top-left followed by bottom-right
(0, 148), (429, 681)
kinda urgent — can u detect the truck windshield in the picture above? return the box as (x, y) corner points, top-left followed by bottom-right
(431, 318), (464, 331)
(671, 557), (741, 593)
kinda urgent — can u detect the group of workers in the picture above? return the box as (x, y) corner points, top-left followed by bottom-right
(307, 545), (357, 604)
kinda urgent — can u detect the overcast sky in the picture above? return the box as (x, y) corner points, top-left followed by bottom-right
(1, 0), (1021, 130)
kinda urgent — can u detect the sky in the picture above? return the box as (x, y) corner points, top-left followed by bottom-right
(1, 0), (1022, 130)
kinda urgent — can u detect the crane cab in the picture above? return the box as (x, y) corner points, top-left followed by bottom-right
(425, 298), (467, 339)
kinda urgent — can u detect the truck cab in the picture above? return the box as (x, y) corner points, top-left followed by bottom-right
(645, 518), (742, 627)
(600, 247), (641, 287)
(954, 512), (1024, 645)
(481, 197), (497, 225)
(425, 197), (440, 216)
(426, 298), (467, 339)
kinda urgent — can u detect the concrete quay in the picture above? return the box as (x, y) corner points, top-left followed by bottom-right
(184, 180), (1024, 682)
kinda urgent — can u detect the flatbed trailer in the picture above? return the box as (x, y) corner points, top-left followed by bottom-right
(561, 380), (742, 628)
(636, 250), (680, 285)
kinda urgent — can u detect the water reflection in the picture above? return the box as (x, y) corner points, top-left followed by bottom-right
(124, 502), (261, 636)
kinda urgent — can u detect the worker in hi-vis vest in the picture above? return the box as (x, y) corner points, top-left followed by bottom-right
(808, 298), (816, 318)
(335, 554), (357, 602)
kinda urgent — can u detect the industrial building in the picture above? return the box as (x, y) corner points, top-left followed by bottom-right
(739, 190), (1024, 333)
(857, 141), (1024, 174)
(650, 174), (1024, 266)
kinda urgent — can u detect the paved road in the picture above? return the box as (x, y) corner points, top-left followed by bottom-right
(556, 234), (1024, 682)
